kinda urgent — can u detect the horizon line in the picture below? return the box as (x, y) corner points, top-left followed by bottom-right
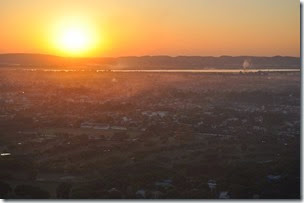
(0, 52), (301, 59)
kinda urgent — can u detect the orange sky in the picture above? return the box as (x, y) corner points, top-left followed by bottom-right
(0, 0), (300, 57)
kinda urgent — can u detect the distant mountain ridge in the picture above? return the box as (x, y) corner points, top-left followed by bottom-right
(0, 53), (300, 69)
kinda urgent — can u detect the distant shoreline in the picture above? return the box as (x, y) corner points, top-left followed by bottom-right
(2, 68), (300, 73)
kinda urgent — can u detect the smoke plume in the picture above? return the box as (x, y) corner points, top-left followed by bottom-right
(243, 59), (252, 69)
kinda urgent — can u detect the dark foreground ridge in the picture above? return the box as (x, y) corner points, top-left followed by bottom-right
(0, 53), (300, 69)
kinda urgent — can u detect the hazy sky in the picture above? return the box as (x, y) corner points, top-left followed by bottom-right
(0, 0), (300, 57)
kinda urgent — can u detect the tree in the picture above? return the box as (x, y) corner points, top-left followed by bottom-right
(0, 181), (12, 199)
(56, 182), (72, 199)
(14, 185), (50, 199)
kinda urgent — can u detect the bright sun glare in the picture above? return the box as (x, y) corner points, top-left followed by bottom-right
(61, 27), (89, 52)
(52, 19), (99, 56)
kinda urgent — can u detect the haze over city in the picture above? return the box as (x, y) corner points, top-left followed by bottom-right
(0, 0), (300, 200)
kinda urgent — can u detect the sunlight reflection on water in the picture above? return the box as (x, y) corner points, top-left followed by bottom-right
(19, 68), (300, 73)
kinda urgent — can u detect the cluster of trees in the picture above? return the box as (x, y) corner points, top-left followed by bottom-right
(0, 182), (49, 199)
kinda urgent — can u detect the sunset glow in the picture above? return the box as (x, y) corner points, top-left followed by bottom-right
(0, 0), (300, 57)
(50, 17), (101, 56)
(57, 26), (91, 55)
(0, 0), (300, 200)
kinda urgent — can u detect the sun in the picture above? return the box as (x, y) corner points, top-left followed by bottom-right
(60, 27), (89, 52)
(52, 19), (99, 57)
(57, 25), (93, 56)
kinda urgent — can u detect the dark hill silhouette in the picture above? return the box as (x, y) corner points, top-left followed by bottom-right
(0, 53), (116, 67)
(0, 53), (300, 69)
